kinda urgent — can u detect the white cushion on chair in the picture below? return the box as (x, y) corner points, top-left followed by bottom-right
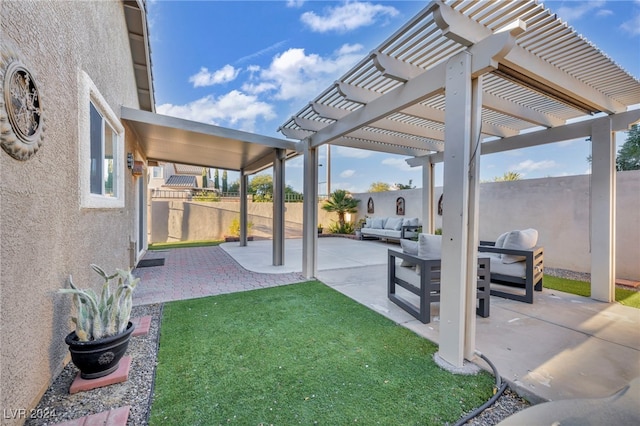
(495, 231), (510, 248)
(400, 239), (418, 267)
(418, 233), (442, 259)
(502, 228), (538, 264)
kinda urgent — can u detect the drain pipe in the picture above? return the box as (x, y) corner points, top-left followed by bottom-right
(454, 351), (509, 426)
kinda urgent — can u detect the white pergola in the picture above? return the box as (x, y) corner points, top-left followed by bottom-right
(279, 0), (640, 368)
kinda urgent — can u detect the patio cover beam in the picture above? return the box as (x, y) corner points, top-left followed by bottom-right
(406, 109), (640, 166)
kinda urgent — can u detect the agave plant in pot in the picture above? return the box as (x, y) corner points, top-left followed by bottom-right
(59, 264), (139, 379)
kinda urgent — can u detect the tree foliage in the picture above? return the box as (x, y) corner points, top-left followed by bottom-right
(322, 189), (360, 229)
(248, 174), (302, 202)
(394, 180), (415, 190)
(493, 171), (521, 182)
(617, 124), (640, 171)
(369, 181), (390, 192)
(222, 170), (228, 193)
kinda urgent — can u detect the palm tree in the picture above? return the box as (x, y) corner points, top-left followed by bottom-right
(322, 189), (360, 228)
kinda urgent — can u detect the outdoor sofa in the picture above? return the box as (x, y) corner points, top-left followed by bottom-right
(388, 234), (490, 324)
(360, 216), (420, 242)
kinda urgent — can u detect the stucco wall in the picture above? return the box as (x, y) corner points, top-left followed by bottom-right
(1, 1), (145, 421)
(353, 172), (640, 280)
(150, 200), (337, 242)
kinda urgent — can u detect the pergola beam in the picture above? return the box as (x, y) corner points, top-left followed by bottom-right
(310, 29), (520, 149)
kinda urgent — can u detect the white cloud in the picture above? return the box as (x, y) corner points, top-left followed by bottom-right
(556, 0), (606, 21)
(188, 65), (240, 87)
(287, 0), (305, 8)
(335, 146), (373, 158)
(254, 44), (364, 102)
(596, 9), (613, 17)
(621, 12), (640, 36)
(381, 157), (412, 171)
(340, 169), (356, 178)
(156, 90), (276, 132)
(300, 1), (399, 33)
(510, 159), (559, 173)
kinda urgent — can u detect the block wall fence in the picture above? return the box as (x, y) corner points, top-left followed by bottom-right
(150, 171), (639, 280)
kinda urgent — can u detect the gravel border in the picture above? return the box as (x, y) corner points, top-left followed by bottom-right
(25, 304), (162, 426)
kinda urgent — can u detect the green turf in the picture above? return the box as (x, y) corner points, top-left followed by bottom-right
(544, 275), (640, 309)
(148, 240), (223, 250)
(150, 281), (495, 425)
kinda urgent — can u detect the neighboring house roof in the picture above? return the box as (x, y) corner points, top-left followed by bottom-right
(123, 0), (155, 112)
(163, 175), (197, 188)
(174, 164), (204, 175)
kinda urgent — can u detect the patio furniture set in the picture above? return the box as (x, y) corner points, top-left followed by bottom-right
(385, 229), (544, 324)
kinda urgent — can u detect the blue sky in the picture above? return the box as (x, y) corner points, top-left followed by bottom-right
(147, 0), (640, 193)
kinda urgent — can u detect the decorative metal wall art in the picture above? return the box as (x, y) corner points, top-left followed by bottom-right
(1, 50), (45, 161)
(367, 197), (374, 214)
(396, 197), (405, 216)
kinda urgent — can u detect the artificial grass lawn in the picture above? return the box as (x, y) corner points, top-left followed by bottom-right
(544, 276), (640, 309)
(150, 281), (495, 425)
(148, 240), (223, 250)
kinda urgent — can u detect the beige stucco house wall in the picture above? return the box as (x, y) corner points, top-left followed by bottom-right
(1, 1), (147, 421)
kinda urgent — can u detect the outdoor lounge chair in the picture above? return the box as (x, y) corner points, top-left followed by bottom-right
(478, 229), (544, 304)
(387, 235), (490, 324)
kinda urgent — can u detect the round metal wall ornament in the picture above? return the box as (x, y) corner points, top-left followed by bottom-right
(0, 53), (45, 161)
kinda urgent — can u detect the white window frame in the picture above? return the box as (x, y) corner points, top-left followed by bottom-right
(78, 70), (125, 209)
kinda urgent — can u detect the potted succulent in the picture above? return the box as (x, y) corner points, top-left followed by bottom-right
(59, 264), (139, 379)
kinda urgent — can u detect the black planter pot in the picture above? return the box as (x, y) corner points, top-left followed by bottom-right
(65, 321), (135, 379)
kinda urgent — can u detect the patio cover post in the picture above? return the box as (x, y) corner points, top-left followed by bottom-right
(464, 76), (483, 360)
(273, 148), (286, 266)
(239, 170), (248, 247)
(590, 118), (616, 302)
(438, 51), (474, 368)
(421, 157), (435, 234)
(302, 142), (319, 278)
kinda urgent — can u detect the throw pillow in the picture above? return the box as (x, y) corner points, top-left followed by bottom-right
(385, 217), (403, 230)
(371, 218), (385, 229)
(502, 228), (538, 264)
(363, 217), (372, 228)
(400, 239), (418, 267)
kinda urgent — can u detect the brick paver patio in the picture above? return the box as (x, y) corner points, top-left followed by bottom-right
(133, 246), (306, 306)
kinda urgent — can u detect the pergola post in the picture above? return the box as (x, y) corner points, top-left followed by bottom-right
(302, 142), (319, 278)
(590, 118), (616, 302)
(239, 169), (248, 247)
(273, 148), (286, 266)
(464, 76), (483, 360)
(421, 157), (435, 234)
(438, 51), (473, 368)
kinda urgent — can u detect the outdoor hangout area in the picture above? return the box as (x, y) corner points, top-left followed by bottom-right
(2, 0), (640, 425)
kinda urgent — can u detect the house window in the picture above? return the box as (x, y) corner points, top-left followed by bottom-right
(90, 103), (117, 197)
(78, 70), (125, 209)
(151, 166), (163, 178)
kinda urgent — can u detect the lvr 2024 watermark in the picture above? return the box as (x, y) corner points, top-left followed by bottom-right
(3, 408), (57, 420)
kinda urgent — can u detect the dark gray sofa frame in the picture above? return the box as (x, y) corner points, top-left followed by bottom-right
(478, 241), (544, 304)
(388, 250), (491, 324)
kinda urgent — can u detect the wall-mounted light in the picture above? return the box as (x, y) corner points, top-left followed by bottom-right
(127, 153), (134, 169)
